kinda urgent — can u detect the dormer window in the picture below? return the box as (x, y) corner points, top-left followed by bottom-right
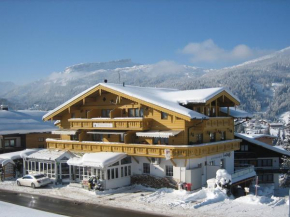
(101, 109), (111, 117)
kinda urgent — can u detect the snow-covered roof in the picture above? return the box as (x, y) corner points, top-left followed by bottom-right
(25, 149), (75, 161)
(220, 107), (252, 118)
(43, 83), (240, 120)
(67, 152), (127, 168)
(242, 134), (276, 139)
(0, 110), (57, 135)
(235, 133), (290, 157)
(51, 129), (78, 135)
(0, 149), (40, 161)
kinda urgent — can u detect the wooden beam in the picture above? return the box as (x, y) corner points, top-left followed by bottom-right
(68, 107), (71, 113)
(99, 89), (102, 96)
(215, 99), (217, 117)
(170, 159), (177, 167)
(118, 96), (121, 103)
(132, 156), (139, 164)
(146, 157), (151, 163)
(83, 98), (86, 105)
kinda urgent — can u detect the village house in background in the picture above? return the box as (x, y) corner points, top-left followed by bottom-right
(41, 82), (254, 190)
(0, 107), (59, 153)
(0, 107), (59, 181)
(234, 133), (290, 189)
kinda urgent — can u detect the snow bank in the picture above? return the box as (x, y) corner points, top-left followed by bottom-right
(215, 169), (232, 187)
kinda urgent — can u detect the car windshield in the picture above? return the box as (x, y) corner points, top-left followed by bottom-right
(34, 174), (45, 179)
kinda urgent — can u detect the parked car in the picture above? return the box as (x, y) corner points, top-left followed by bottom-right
(16, 174), (51, 188)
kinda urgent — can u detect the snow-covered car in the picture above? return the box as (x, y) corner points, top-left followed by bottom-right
(16, 174), (51, 188)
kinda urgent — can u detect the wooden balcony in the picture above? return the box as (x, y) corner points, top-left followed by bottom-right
(46, 138), (241, 159)
(206, 117), (233, 129)
(68, 118), (151, 131)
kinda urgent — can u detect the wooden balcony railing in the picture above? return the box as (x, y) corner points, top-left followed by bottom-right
(68, 118), (151, 130)
(46, 138), (241, 159)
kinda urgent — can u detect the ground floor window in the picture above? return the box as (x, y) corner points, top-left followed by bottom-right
(143, 163), (150, 174)
(258, 174), (273, 183)
(166, 165), (173, 177)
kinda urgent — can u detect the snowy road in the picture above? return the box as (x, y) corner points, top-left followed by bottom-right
(0, 189), (164, 217)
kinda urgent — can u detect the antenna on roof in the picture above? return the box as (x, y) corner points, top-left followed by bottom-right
(123, 82), (125, 87)
(104, 79), (107, 83)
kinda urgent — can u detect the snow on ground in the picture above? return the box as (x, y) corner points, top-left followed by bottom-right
(280, 111), (290, 125)
(0, 201), (66, 217)
(0, 180), (289, 217)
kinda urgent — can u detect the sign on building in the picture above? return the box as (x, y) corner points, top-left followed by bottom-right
(93, 123), (113, 128)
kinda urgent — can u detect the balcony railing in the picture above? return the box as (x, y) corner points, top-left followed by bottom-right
(68, 117), (151, 130)
(46, 138), (241, 159)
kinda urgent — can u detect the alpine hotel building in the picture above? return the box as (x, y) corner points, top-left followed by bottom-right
(43, 82), (244, 190)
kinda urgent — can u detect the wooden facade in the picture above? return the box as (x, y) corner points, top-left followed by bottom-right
(44, 84), (241, 159)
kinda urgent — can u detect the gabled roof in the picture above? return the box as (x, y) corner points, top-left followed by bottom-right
(43, 83), (240, 121)
(235, 133), (290, 157)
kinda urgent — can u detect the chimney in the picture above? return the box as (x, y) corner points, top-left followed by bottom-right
(104, 79), (107, 83)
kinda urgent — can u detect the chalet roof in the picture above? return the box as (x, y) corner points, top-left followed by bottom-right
(235, 133), (290, 157)
(0, 110), (57, 135)
(241, 134), (276, 139)
(220, 107), (252, 118)
(43, 83), (240, 121)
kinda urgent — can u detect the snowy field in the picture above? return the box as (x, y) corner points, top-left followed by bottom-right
(0, 201), (65, 217)
(0, 180), (289, 217)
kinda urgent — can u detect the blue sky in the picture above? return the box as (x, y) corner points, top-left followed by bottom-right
(0, 0), (290, 84)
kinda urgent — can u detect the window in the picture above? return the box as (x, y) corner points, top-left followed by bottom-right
(38, 137), (44, 142)
(125, 166), (128, 176)
(166, 165), (173, 176)
(107, 169), (110, 180)
(70, 134), (79, 141)
(38, 144), (45, 148)
(111, 169), (114, 179)
(220, 159), (225, 169)
(101, 109), (111, 117)
(197, 134), (203, 143)
(240, 144), (249, 151)
(210, 133), (216, 142)
(115, 168), (119, 178)
(109, 161), (120, 167)
(258, 174), (273, 183)
(153, 137), (169, 145)
(258, 159), (272, 167)
(92, 134), (103, 142)
(128, 165), (131, 176)
(143, 163), (150, 174)
(209, 161), (215, 166)
(121, 157), (132, 165)
(128, 108), (144, 117)
(71, 113), (75, 118)
(221, 131), (226, 141)
(161, 112), (168, 119)
(4, 139), (16, 147)
(121, 167), (124, 177)
(128, 108), (134, 117)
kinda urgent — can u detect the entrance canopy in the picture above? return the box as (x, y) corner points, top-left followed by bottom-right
(136, 130), (182, 138)
(67, 152), (127, 169)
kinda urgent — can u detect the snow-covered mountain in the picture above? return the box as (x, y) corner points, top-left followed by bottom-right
(1, 47), (290, 120)
(1, 59), (206, 110)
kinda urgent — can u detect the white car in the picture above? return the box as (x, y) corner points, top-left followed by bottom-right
(16, 174), (51, 188)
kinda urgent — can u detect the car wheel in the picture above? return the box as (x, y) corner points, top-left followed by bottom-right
(17, 181), (21, 186)
(31, 183), (35, 189)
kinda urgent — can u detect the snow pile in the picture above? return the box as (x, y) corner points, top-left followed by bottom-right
(235, 194), (287, 207)
(215, 169), (232, 188)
